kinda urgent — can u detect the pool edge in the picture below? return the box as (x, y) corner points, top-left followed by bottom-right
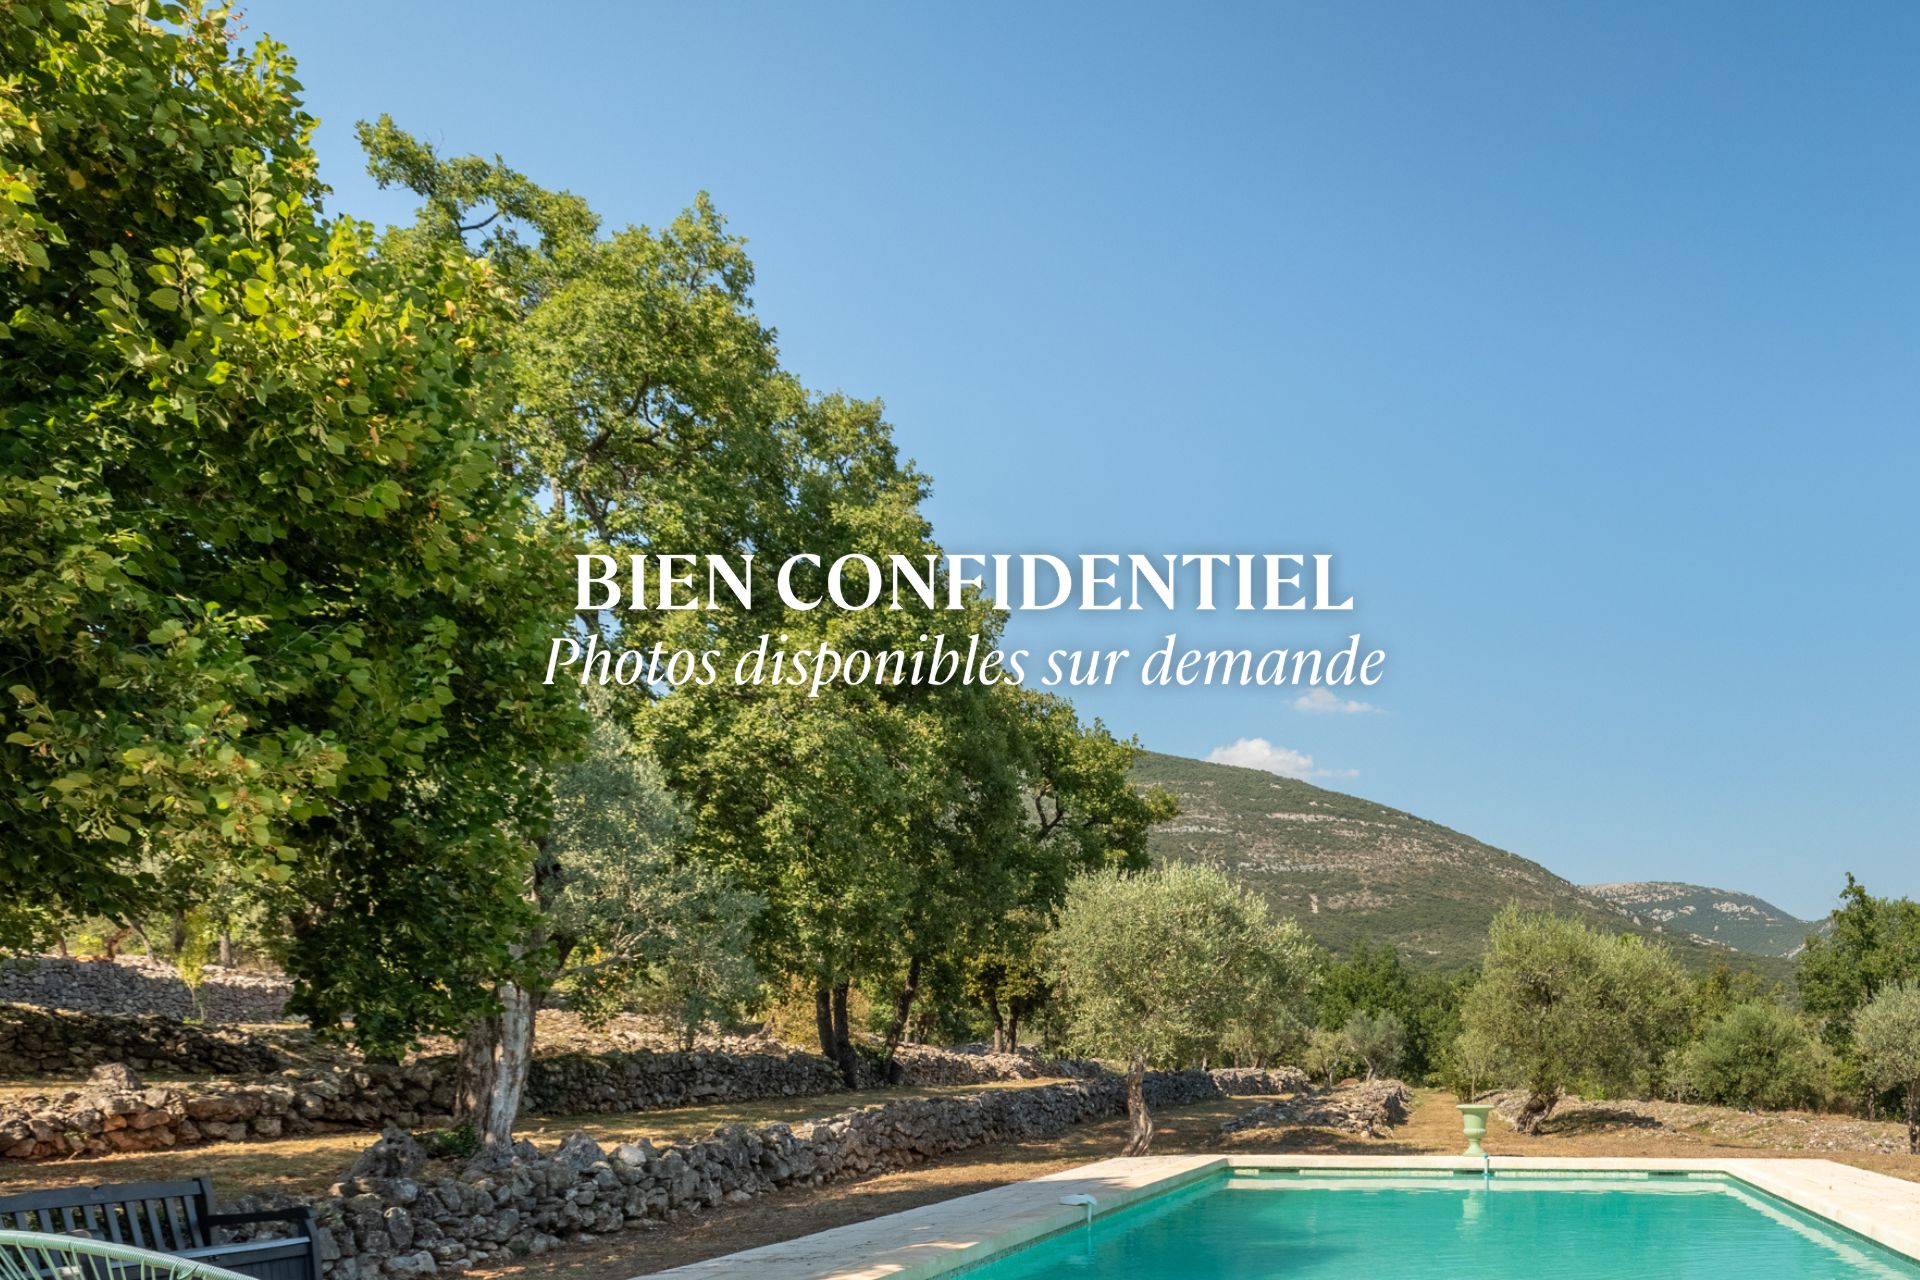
(648, 1155), (1920, 1278)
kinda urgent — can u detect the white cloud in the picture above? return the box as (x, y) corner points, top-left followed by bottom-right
(1205, 737), (1358, 782)
(1293, 688), (1380, 715)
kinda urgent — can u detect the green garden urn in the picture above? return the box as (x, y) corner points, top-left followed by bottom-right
(1457, 1103), (1495, 1158)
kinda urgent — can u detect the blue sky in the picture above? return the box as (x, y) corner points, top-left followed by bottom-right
(246, 1), (1918, 917)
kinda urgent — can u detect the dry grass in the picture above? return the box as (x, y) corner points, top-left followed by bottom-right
(0, 1078), (1067, 1199)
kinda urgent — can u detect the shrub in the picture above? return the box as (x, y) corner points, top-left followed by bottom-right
(1676, 1001), (1834, 1111)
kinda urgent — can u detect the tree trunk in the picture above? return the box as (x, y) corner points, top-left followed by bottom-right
(1121, 1055), (1155, 1156)
(815, 987), (836, 1060)
(987, 992), (1006, 1054)
(1512, 1087), (1557, 1136)
(1005, 999), (1022, 1055)
(218, 930), (233, 968)
(455, 980), (534, 1162)
(830, 982), (858, 1088)
(1907, 1083), (1918, 1157)
(880, 956), (922, 1083)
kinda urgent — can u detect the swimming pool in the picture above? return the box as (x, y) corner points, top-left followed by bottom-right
(653, 1156), (1920, 1279)
(964, 1170), (1920, 1279)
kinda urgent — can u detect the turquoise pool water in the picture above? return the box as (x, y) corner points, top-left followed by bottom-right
(965, 1172), (1920, 1279)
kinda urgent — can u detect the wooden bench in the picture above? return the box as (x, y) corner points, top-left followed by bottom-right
(0, 1178), (318, 1280)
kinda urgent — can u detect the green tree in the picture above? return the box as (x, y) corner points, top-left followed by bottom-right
(949, 688), (1176, 1058)
(357, 115), (790, 597)
(547, 698), (761, 1051)
(1798, 875), (1920, 1051)
(453, 694), (759, 1153)
(1342, 1009), (1406, 1080)
(1049, 863), (1317, 1154)
(1688, 959), (1775, 1034)
(1442, 1026), (1505, 1102)
(1460, 906), (1689, 1134)
(1676, 1002), (1834, 1112)
(1, 1), (581, 1054)
(356, 121), (1007, 1093)
(1304, 1026), (1353, 1088)
(1312, 940), (1465, 1081)
(1854, 981), (1920, 1154)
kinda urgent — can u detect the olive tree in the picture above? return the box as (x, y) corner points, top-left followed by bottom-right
(1854, 981), (1920, 1154)
(1049, 863), (1316, 1155)
(1461, 906), (1689, 1134)
(455, 693), (759, 1156)
(1342, 1009), (1406, 1081)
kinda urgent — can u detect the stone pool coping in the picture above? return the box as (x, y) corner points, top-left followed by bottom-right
(647, 1154), (1920, 1279)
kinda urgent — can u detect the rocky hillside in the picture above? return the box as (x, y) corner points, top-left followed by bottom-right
(1582, 881), (1826, 957)
(1133, 751), (1790, 976)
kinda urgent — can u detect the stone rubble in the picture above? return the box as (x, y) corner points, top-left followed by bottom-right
(1219, 1077), (1412, 1138)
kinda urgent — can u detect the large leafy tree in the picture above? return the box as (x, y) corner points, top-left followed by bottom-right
(636, 399), (981, 1086)
(1049, 862), (1317, 1155)
(0, 1), (581, 1054)
(1460, 906), (1690, 1133)
(1798, 875), (1920, 1048)
(352, 118), (809, 1138)
(953, 689), (1176, 1056)
(357, 121), (985, 1102)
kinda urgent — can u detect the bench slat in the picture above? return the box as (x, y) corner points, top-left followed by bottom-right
(0, 1182), (207, 1213)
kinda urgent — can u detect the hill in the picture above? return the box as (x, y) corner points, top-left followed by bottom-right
(1582, 881), (1826, 958)
(1132, 751), (1790, 978)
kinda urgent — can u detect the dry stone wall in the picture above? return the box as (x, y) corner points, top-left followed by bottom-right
(0, 1061), (456, 1160)
(0, 1000), (1306, 1165)
(0, 957), (291, 1023)
(0, 1005), (1158, 1160)
(0, 1004), (287, 1076)
(235, 1068), (1293, 1280)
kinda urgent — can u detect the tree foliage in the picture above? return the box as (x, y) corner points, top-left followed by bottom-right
(1854, 981), (1920, 1154)
(1049, 862), (1315, 1152)
(1341, 1009), (1406, 1081)
(544, 694), (761, 1048)
(1676, 1001), (1834, 1113)
(0, 1), (581, 1054)
(1797, 875), (1920, 1049)
(1460, 905), (1689, 1133)
(1312, 939), (1468, 1082)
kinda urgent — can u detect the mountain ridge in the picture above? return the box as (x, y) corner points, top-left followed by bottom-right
(1581, 880), (1826, 958)
(1133, 750), (1793, 977)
